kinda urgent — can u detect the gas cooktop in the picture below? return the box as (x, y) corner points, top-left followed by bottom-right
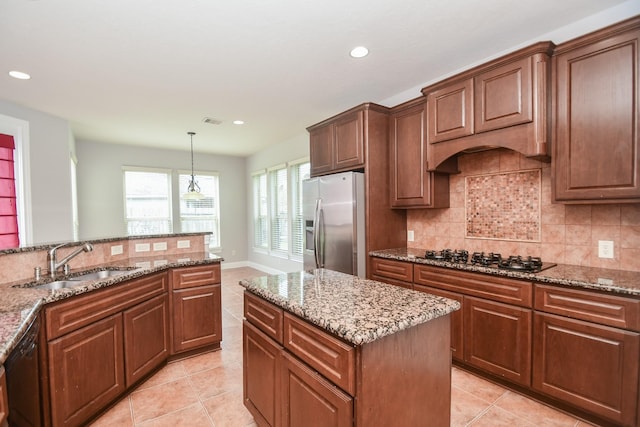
(419, 249), (556, 273)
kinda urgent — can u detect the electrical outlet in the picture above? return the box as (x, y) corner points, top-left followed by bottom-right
(407, 230), (415, 242)
(598, 240), (614, 259)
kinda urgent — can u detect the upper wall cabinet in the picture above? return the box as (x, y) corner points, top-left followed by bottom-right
(422, 42), (554, 170)
(552, 17), (640, 204)
(308, 103), (389, 177)
(389, 98), (450, 208)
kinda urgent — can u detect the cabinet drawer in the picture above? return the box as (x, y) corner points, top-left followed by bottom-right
(414, 264), (532, 307)
(244, 292), (284, 344)
(171, 263), (221, 289)
(371, 257), (413, 283)
(46, 272), (168, 340)
(283, 313), (355, 396)
(535, 284), (640, 331)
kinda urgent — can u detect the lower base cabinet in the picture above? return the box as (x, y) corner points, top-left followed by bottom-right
(48, 314), (125, 427)
(243, 291), (452, 427)
(464, 296), (532, 386)
(281, 351), (353, 427)
(171, 284), (222, 353)
(124, 294), (169, 386)
(533, 313), (640, 426)
(243, 321), (282, 427)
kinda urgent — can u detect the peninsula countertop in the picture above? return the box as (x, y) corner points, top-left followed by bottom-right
(370, 248), (640, 297)
(239, 268), (461, 346)
(0, 252), (222, 365)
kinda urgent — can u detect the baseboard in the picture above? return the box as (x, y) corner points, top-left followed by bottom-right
(221, 260), (285, 275)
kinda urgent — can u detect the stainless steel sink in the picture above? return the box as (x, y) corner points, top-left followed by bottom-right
(34, 280), (86, 290)
(30, 268), (135, 290)
(71, 269), (130, 281)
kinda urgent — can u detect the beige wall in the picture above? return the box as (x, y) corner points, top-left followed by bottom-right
(407, 149), (640, 272)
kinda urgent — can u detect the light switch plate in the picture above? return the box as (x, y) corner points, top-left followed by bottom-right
(407, 230), (415, 242)
(177, 240), (190, 249)
(153, 242), (167, 251)
(598, 240), (614, 259)
(110, 245), (123, 256)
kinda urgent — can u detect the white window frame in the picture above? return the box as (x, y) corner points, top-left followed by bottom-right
(177, 170), (221, 250)
(252, 157), (310, 261)
(252, 170), (268, 252)
(122, 166), (173, 236)
(268, 163), (288, 257)
(288, 158), (310, 261)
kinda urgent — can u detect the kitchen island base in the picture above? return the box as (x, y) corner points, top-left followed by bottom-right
(242, 288), (454, 427)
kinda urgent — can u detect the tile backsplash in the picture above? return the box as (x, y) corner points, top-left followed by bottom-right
(407, 148), (640, 272)
(466, 169), (541, 242)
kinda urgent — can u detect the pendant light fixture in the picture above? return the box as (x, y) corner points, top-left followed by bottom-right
(183, 131), (205, 200)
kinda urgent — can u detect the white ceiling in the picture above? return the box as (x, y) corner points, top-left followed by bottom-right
(0, 0), (631, 157)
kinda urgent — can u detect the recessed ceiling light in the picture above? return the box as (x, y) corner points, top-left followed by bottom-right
(9, 70), (31, 80)
(349, 46), (369, 58)
(233, 120), (244, 125)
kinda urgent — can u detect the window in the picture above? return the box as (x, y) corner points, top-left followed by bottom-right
(269, 165), (288, 252)
(178, 172), (220, 248)
(290, 161), (310, 256)
(252, 159), (310, 259)
(253, 171), (268, 249)
(0, 134), (18, 249)
(123, 168), (172, 235)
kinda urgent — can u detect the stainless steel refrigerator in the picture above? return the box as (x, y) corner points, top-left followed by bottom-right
(303, 171), (366, 277)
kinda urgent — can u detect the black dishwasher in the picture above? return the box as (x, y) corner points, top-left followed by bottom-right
(5, 315), (42, 427)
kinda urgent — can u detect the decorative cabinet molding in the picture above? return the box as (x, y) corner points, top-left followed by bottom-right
(422, 41), (554, 170)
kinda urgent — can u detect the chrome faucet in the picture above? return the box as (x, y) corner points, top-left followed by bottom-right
(48, 242), (94, 278)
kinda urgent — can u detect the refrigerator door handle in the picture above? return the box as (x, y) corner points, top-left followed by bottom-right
(314, 198), (322, 268)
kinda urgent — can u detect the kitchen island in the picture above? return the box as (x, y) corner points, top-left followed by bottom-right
(240, 269), (460, 427)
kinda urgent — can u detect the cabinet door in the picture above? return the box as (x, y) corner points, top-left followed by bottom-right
(309, 123), (334, 176)
(533, 313), (639, 426)
(474, 56), (532, 133)
(464, 296), (532, 386)
(48, 314), (125, 427)
(554, 26), (640, 202)
(281, 351), (353, 427)
(172, 284), (222, 354)
(243, 321), (282, 427)
(333, 110), (364, 171)
(414, 284), (463, 361)
(427, 79), (473, 143)
(123, 294), (169, 386)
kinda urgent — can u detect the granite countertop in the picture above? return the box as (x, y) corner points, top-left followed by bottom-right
(0, 252), (222, 365)
(239, 269), (461, 346)
(370, 248), (640, 297)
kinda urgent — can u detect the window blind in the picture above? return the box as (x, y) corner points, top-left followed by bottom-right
(0, 134), (18, 249)
(290, 162), (310, 256)
(178, 173), (220, 248)
(269, 167), (288, 252)
(123, 169), (172, 235)
(253, 172), (268, 248)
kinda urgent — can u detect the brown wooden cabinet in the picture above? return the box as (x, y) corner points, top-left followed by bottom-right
(44, 272), (168, 427)
(243, 290), (452, 426)
(370, 257), (413, 289)
(0, 366), (8, 427)
(413, 264), (532, 383)
(533, 283), (640, 425)
(308, 108), (366, 176)
(243, 320), (282, 427)
(533, 313), (639, 426)
(414, 283), (463, 361)
(464, 296), (532, 386)
(48, 314), (125, 427)
(422, 42), (553, 170)
(427, 79), (474, 144)
(123, 294), (169, 386)
(553, 17), (640, 203)
(170, 264), (222, 354)
(281, 351), (353, 427)
(389, 99), (450, 208)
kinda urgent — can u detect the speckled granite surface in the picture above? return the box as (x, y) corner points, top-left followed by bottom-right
(239, 269), (461, 346)
(370, 248), (640, 297)
(0, 252), (222, 364)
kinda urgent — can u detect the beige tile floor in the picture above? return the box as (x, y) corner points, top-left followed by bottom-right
(91, 267), (597, 427)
